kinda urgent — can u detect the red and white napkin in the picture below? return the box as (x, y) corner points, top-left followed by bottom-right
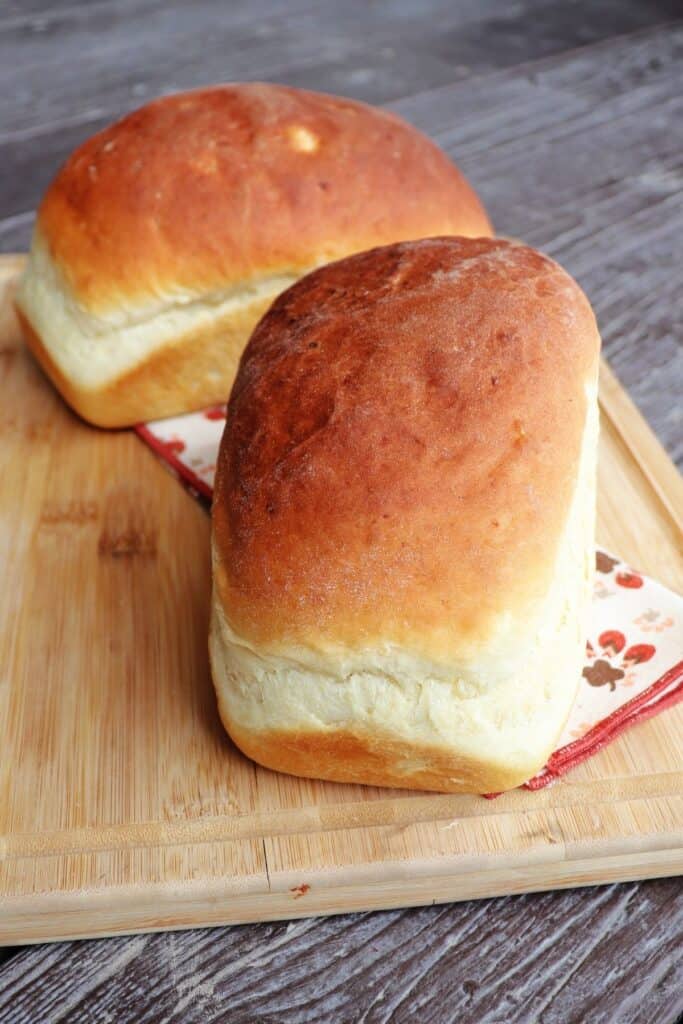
(137, 407), (683, 791)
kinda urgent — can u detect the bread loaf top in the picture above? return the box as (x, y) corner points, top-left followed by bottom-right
(213, 235), (600, 664)
(32, 83), (492, 316)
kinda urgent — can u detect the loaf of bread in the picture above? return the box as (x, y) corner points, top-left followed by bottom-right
(210, 236), (601, 793)
(15, 83), (491, 427)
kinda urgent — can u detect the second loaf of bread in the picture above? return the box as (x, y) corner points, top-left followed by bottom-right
(15, 83), (491, 427)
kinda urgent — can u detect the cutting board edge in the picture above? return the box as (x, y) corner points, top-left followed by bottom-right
(2, 845), (681, 947)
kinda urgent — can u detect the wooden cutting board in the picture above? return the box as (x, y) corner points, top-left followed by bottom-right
(1, 255), (681, 946)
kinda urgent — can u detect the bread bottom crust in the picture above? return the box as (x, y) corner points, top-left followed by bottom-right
(16, 294), (276, 428)
(218, 703), (543, 794)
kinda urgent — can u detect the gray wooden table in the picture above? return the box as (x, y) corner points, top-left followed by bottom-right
(1, 2), (682, 1021)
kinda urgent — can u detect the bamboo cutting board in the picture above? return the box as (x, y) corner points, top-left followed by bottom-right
(0, 256), (681, 946)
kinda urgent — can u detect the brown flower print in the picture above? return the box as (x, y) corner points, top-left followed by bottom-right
(596, 551), (620, 574)
(582, 659), (625, 691)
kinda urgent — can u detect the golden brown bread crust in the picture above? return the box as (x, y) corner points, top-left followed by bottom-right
(213, 236), (600, 660)
(220, 710), (536, 794)
(37, 83), (492, 312)
(17, 293), (276, 427)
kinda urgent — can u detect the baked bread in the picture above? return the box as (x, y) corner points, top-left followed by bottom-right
(210, 236), (601, 793)
(15, 83), (491, 427)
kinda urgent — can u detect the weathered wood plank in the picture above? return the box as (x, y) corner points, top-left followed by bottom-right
(0, 0), (299, 32)
(0, 879), (680, 1023)
(4, 0), (674, 131)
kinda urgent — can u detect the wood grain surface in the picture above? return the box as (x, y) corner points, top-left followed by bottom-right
(1, 2), (682, 1021)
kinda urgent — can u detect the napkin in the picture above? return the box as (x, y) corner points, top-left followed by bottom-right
(137, 408), (683, 790)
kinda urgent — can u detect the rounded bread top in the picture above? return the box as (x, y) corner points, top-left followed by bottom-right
(213, 236), (600, 662)
(37, 83), (492, 313)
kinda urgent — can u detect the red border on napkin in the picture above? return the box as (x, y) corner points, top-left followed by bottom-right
(136, 423), (213, 502)
(525, 661), (683, 789)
